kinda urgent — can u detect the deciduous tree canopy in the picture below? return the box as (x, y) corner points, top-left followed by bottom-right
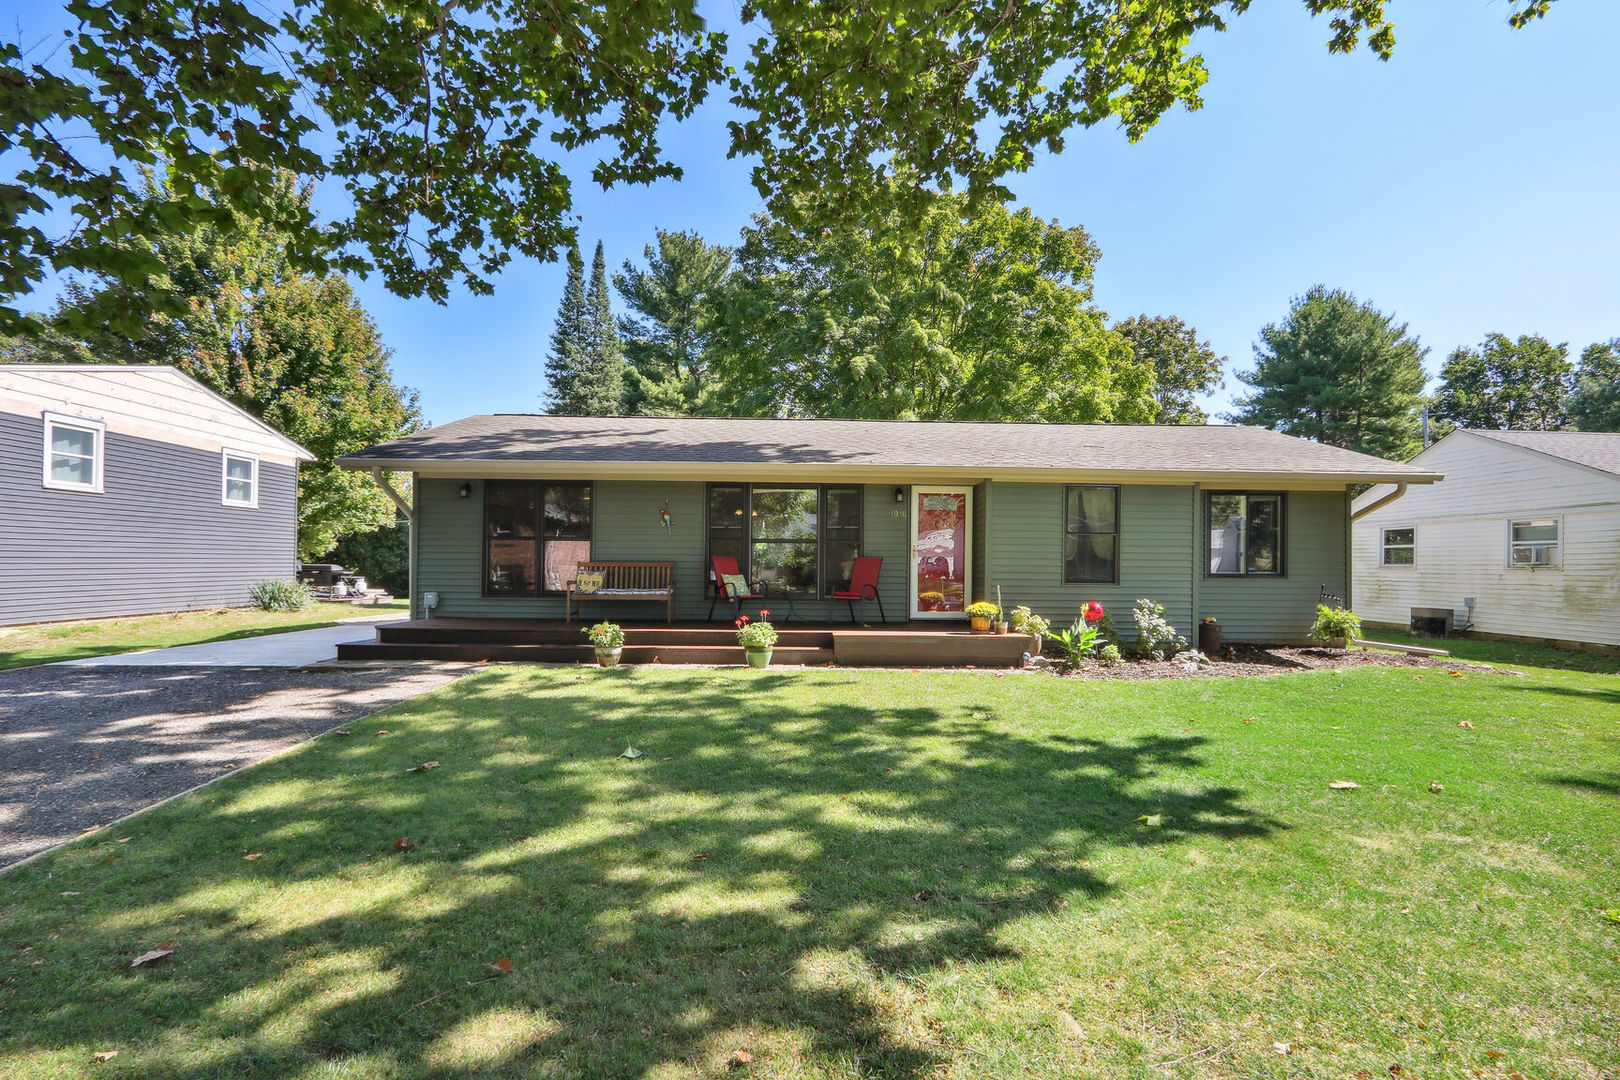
(1567, 339), (1620, 432)
(1114, 314), (1226, 424)
(1431, 333), (1572, 431)
(1229, 285), (1428, 460)
(0, 0), (1560, 335)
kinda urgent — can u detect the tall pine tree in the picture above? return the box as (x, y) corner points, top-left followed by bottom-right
(543, 242), (591, 413)
(582, 241), (626, 414)
(614, 229), (732, 415)
(1229, 286), (1428, 460)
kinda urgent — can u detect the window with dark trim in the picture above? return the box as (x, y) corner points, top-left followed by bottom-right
(1063, 485), (1119, 584)
(706, 484), (863, 597)
(483, 480), (592, 596)
(1207, 493), (1284, 576)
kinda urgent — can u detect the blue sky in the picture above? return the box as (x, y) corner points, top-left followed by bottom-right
(11, 2), (1619, 425)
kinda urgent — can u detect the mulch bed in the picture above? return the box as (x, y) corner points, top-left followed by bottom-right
(1042, 643), (1500, 680)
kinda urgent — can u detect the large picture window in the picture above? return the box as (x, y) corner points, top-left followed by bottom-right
(484, 481), (592, 596)
(706, 484), (863, 597)
(1207, 493), (1284, 576)
(1063, 485), (1119, 584)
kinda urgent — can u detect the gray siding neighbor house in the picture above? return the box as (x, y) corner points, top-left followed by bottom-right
(0, 364), (314, 626)
(341, 415), (1441, 645)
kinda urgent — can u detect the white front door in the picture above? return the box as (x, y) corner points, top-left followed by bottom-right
(910, 488), (972, 619)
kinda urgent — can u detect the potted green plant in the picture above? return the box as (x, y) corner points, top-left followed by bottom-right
(994, 588), (1011, 633)
(583, 621), (625, 666)
(735, 610), (778, 668)
(966, 600), (1000, 633)
(1310, 604), (1361, 650)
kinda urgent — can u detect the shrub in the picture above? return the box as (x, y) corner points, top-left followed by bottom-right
(322, 521), (408, 596)
(582, 621), (624, 649)
(1133, 597), (1186, 659)
(1311, 605), (1362, 644)
(1008, 605), (1050, 640)
(247, 578), (313, 612)
(1098, 643), (1123, 666)
(1096, 609), (1121, 648)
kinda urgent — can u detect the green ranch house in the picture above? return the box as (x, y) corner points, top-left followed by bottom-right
(336, 416), (1441, 665)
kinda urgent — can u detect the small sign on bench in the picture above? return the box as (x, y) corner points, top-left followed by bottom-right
(565, 561), (676, 623)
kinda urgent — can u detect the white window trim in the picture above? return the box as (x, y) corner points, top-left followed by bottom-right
(221, 449), (260, 508)
(1506, 515), (1561, 570)
(41, 411), (105, 493)
(1380, 525), (1416, 568)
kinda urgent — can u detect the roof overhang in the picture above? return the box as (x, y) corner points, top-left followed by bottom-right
(341, 457), (1443, 489)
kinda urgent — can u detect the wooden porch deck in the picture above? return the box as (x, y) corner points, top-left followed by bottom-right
(336, 618), (1038, 668)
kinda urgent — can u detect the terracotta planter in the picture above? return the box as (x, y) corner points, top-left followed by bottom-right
(745, 648), (772, 668)
(996, 621), (1010, 635)
(1198, 622), (1221, 655)
(970, 616), (992, 633)
(595, 646), (622, 667)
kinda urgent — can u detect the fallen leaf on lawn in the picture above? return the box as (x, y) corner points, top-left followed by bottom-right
(1486, 1050), (1506, 1060)
(1273, 1041), (1291, 1055)
(490, 957), (513, 974)
(117, 837), (131, 844)
(374, 729), (390, 736)
(334, 729), (352, 736)
(1389, 1065), (1405, 1076)
(1429, 781), (1445, 793)
(130, 941), (176, 968)
(92, 1050), (119, 1062)
(243, 852), (262, 861)
(406, 760), (441, 772)
(691, 853), (710, 862)
(1449, 671), (1465, 678)
(1598, 908), (1620, 924)
(90, 752), (102, 761)
(393, 837), (411, 851)
(1508, 1073), (1526, 1080)
(1401, 906), (1412, 915)
(912, 889), (934, 902)
(729, 1049), (755, 1068)
(1136, 813), (1164, 826)
(1329, 780), (1361, 790)
(620, 746), (643, 759)
(1412, 675), (1425, 681)
(1244, 716), (1256, 724)
(1057, 1010), (1086, 1040)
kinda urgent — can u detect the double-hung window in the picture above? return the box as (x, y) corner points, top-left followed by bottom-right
(42, 412), (104, 493)
(222, 450), (259, 507)
(1380, 527), (1415, 566)
(1063, 485), (1120, 584)
(1207, 493), (1284, 576)
(1508, 518), (1559, 568)
(483, 481), (593, 596)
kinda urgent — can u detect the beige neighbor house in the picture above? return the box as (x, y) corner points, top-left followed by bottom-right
(335, 415), (1441, 664)
(1353, 429), (1620, 650)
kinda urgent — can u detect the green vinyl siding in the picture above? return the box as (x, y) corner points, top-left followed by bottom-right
(414, 479), (910, 622)
(1200, 488), (1349, 642)
(985, 482), (1195, 639)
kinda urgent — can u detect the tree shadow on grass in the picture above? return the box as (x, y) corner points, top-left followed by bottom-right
(1542, 771), (1620, 798)
(0, 669), (1282, 1078)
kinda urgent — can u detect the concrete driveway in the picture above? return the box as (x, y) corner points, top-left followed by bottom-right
(56, 615), (389, 667)
(0, 661), (466, 870)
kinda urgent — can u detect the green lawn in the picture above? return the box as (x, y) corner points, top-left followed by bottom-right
(0, 601), (409, 670)
(1, 657), (1616, 1078)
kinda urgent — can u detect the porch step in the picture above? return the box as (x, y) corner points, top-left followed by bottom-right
(335, 640), (835, 666)
(370, 620), (835, 649)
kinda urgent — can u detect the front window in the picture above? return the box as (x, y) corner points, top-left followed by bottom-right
(43, 413), (104, 493)
(1063, 485), (1119, 584)
(707, 485), (863, 597)
(1208, 493), (1284, 576)
(484, 480), (592, 596)
(1381, 526), (1414, 566)
(1508, 518), (1559, 568)
(222, 451), (258, 507)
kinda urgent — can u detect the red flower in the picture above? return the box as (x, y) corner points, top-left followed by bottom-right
(760, 609), (770, 618)
(735, 616), (749, 627)
(1083, 602), (1105, 623)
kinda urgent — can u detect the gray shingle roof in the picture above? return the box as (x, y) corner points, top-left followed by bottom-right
(343, 415), (1441, 483)
(1463, 429), (1620, 479)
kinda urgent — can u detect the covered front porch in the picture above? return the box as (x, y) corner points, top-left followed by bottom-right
(336, 617), (1037, 668)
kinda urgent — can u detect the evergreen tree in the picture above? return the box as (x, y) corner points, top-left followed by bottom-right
(543, 242), (591, 413)
(1431, 333), (1573, 430)
(614, 230), (733, 415)
(1568, 339), (1620, 431)
(581, 241), (626, 414)
(1229, 286), (1428, 459)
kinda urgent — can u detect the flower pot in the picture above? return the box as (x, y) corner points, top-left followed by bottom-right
(1327, 635), (1348, 650)
(745, 648), (772, 668)
(996, 621), (1010, 635)
(595, 646), (622, 667)
(970, 616), (992, 633)
(1198, 622), (1221, 656)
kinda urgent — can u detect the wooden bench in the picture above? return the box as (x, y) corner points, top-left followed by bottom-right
(564, 561), (677, 623)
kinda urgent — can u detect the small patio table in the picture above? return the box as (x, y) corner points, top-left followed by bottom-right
(762, 582), (811, 622)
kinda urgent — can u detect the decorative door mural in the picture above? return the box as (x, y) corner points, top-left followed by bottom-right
(911, 489), (971, 618)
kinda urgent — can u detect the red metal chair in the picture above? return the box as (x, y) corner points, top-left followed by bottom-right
(832, 556), (885, 624)
(708, 555), (763, 621)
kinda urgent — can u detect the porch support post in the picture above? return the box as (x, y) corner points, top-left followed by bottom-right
(1189, 482), (1201, 640)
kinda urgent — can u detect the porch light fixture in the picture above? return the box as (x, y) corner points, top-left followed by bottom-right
(458, 482), (472, 498)
(894, 486), (905, 504)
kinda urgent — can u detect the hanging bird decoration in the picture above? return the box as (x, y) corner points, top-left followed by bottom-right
(659, 503), (673, 534)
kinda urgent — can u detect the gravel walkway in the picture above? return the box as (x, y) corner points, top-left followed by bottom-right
(0, 664), (466, 870)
